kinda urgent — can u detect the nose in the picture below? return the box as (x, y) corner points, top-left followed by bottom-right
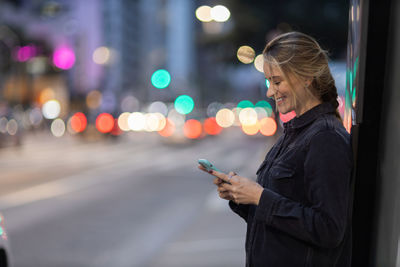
(266, 84), (275, 99)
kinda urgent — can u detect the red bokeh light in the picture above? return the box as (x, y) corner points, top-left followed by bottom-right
(183, 119), (202, 139)
(279, 111), (296, 123)
(70, 112), (87, 133)
(96, 113), (114, 133)
(204, 117), (222, 135)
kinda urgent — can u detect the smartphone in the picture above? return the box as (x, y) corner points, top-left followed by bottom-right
(198, 159), (221, 172)
(198, 159), (231, 184)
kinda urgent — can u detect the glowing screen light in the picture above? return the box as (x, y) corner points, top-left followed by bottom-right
(70, 112), (87, 133)
(42, 100), (61, 119)
(254, 54), (264, 73)
(151, 69), (171, 89)
(210, 5), (231, 22)
(96, 113), (114, 133)
(237, 46), (255, 64)
(51, 119), (66, 137)
(216, 108), (235, 128)
(204, 117), (222, 135)
(53, 45), (75, 70)
(174, 95), (194, 115)
(183, 119), (202, 139)
(195, 5), (212, 22)
(259, 117), (277, 136)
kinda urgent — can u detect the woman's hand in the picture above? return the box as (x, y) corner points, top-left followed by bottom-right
(198, 165), (264, 205)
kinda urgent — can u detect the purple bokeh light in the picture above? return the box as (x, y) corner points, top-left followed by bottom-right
(53, 45), (75, 70)
(13, 45), (38, 62)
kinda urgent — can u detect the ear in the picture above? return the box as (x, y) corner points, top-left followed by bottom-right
(304, 77), (313, 87)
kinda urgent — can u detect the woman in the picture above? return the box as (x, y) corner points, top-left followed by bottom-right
(199, 32), (353, 266)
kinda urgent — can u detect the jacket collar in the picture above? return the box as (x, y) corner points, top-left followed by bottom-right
(283, 102), (335, 133)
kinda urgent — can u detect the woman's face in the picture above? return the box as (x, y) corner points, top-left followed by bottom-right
(263, 62), (318, 116)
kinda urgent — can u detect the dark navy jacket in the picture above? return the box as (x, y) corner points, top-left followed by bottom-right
(230, 103), (353, 267)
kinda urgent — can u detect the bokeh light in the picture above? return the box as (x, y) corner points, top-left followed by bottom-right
(279, 111), (296, 123)
(168, 109), (186, 127)
(158, 118), (175, 137)
(174, 95), (194, 115)
(216, 108), (235, 128)
(237, 46), (256, 64)
(6, 119), (18, 135)
(86, 90), (102, 110)
(266, 79), (270, 89)
(183, 119), (202, 139)
(93, 46), (111, 65)
(242, 122), (260, 135)
(255, 100), (273, 116)
(39, 88), (56, 104)
(120, 95), (139, 112)
(53, 45), (75, 70)
(0, 118), (7, 133)
(70, 112), (87, 133)
(207, 102), (223, 117)
(239, 108), (258, 126)
(118, 112), (131, 132)
(195, 5), (212, 22)
(151, 69), (171, 89)
(204, 117), (222, 135)
(254, 54), (264, 73)
(259, 117), (277, 136)
(42, 100), (61, 119)
(96, 113), (114, 133)
(237, 100), (254, 109)
(148, 101), (168, 116)
(51, 119), (66, 137)
(210, 5), (230, 22)
(128, 112), (145, 131)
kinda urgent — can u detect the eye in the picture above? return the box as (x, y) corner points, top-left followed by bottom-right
(274, 81), (281, 86)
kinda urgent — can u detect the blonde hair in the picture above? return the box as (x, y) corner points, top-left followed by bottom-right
(263, 32), (341, 120)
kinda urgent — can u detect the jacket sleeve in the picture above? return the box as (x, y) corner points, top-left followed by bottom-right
(229, 201), (250, 222)
(254, 130), (352, 248)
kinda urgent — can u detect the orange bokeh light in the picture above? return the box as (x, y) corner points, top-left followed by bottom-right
(96, 113), (114, 133)
(70, 112), (87, 133)
(183, 119), (202, 139)
(242, 122), (260, 135)
(158, 118), (175, 137)
(204, 117), (222, 135)
(259, 117), (277, 136)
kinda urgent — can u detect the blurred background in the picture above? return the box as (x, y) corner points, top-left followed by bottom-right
(0, 0), (349, 266)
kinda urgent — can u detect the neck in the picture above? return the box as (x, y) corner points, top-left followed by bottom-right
(295, 98), (322, 117)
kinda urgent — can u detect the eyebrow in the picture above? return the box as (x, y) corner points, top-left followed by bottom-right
(266, 75), (281, 80)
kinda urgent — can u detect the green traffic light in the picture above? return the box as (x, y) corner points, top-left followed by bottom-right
(151, 69), (171, 89)
(174, 95), (194, 115)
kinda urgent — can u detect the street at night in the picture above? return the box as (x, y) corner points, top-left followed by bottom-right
(0, 130), (274, 267)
